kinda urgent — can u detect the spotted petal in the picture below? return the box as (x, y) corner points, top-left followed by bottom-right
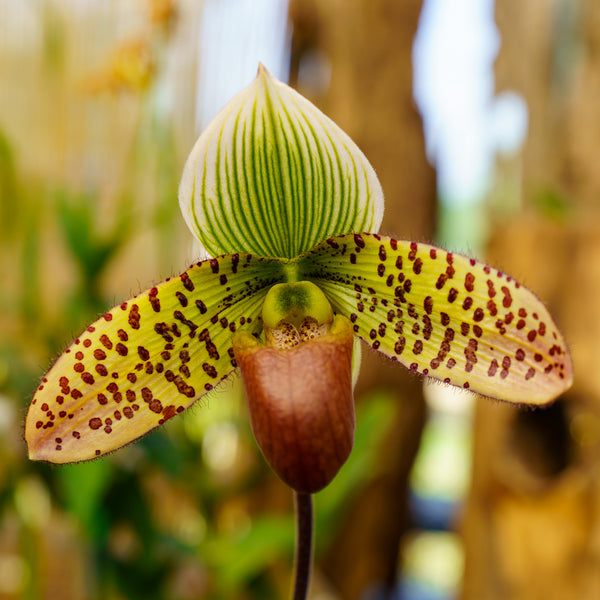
(298, 233), (573, 405)
(26, 254), (285, 463)
(178, 64), (384, 259)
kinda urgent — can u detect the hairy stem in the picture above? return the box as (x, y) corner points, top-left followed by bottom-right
(292, 492), (313, 600)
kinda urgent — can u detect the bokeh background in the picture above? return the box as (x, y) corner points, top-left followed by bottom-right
(0, 0), (598, 599)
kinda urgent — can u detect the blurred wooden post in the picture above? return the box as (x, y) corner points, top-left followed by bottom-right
(461, 1), (600, 598)
(288, 1), (436, 597)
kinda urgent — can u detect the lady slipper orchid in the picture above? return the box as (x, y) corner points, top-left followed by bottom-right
(26, 66), (573, 497)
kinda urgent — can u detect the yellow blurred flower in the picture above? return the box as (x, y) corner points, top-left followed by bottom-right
(82, 38), (154, 95)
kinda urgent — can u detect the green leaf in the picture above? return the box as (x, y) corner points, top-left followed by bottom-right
(26, 253), (285, 463)
(299, 233), (573, 405)
(179, 64), (383, 259)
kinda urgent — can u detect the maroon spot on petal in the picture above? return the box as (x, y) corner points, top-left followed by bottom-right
(354, 234), (365, 248)
(138, 346), (150, 361)
(81, 372), (95, 385)
(516, 348), (525, 361)
(149, 399), (163, 413)
(424, 296), (433, 315)
(181, 272), (195, 291)
(464, 272), (475, 292)
(413, 258), (423, 274)
(202, 363), (218, 378)
(436, 273), (447, 290)
(89, 418), (102, 430)
(527, 330), (537, 342)
(128, 305), (141, 330)
(175, 292), (189, 308)
(464, 340), (478, 373)
(194, 298), (208, 315)
(408, 242), (418, 261)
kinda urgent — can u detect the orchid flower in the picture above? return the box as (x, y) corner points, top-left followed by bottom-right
(26, 66), (572, 497)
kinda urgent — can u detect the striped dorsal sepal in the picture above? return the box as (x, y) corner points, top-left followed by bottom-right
(178, 64), (384, 259)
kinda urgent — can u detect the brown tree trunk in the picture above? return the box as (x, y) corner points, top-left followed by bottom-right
(462, 1), (600, 599)
(288, 1), (436, 598)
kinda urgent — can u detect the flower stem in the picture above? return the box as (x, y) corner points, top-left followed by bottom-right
(292, 492), (313, 600)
